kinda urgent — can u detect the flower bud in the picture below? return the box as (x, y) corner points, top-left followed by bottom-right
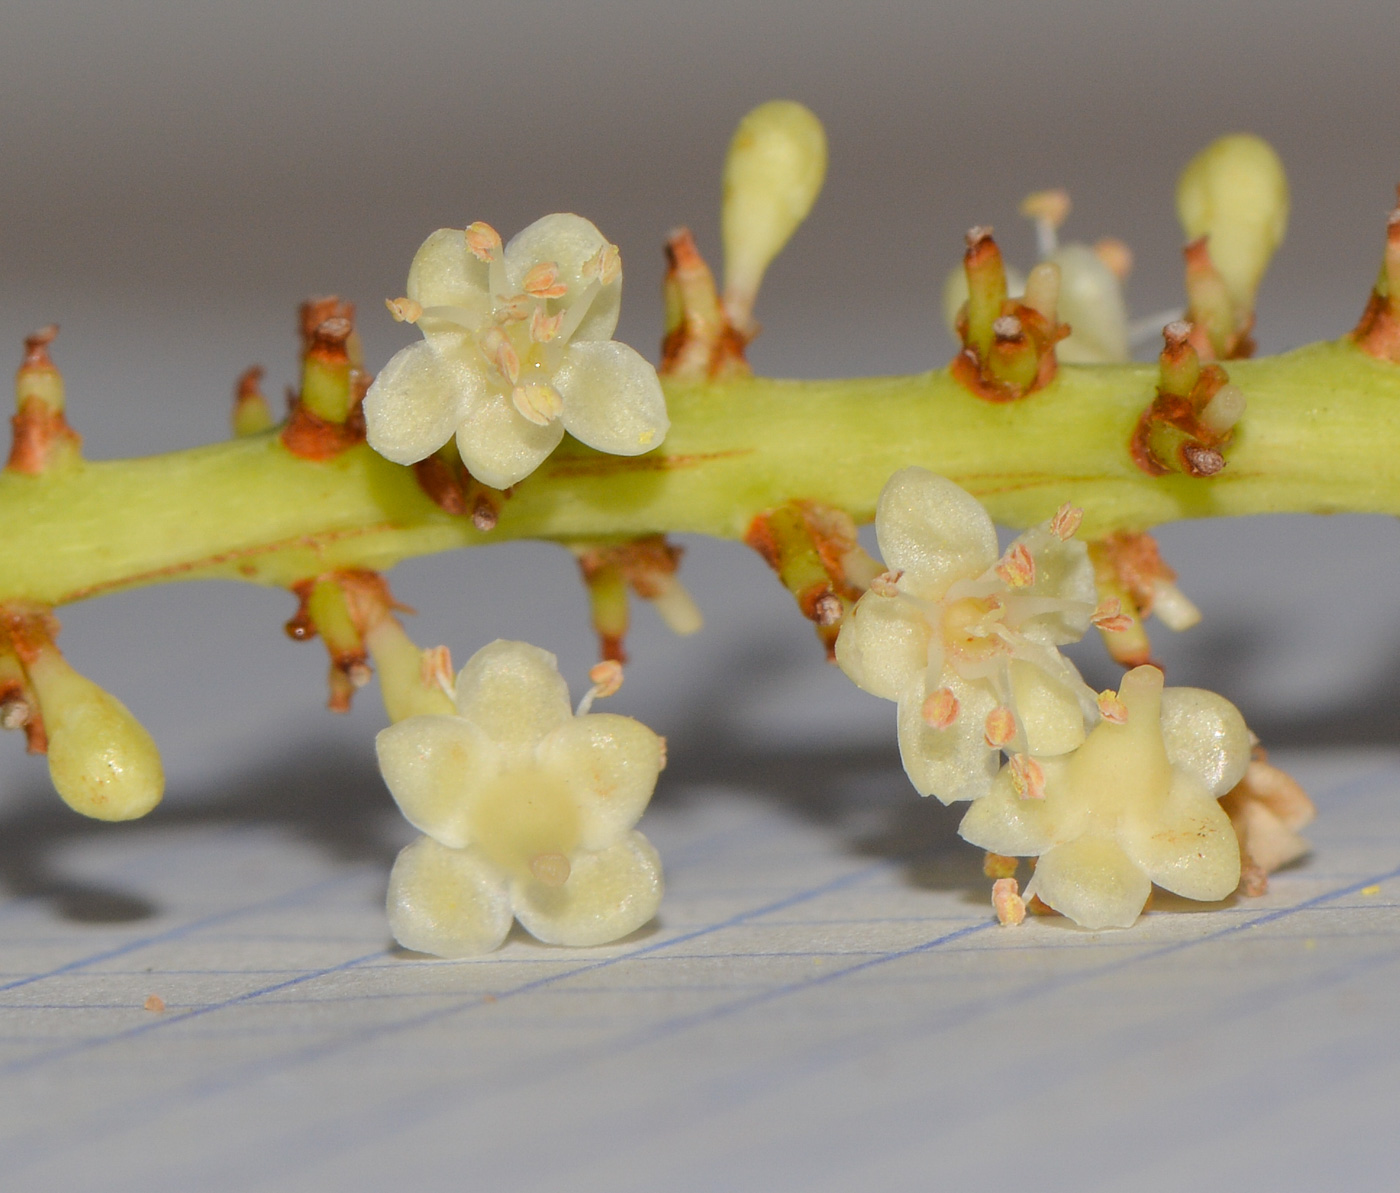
(1176, 134), (1289, 313)
(1049, 244), (1130, 363)
(24, 648), (163, 821)
(721, 101), (827, 330)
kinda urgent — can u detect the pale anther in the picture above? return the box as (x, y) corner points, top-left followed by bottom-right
(420, 645), (455, 699)
(385, 296), (423, 324)
(995, 542), (1035, 588)
(1092, 597), (1134, 633)
(966, 225), (994, 247)
(922, 687), (960, 730)
(513, 384), (564, 426)
(813, 593), (843, 626)
(529, 307), (564, 344)
(0, 698), (30, 730)
(992, 877), (1027, 926)
(1097, 690), (1129, 723)
(347, 662), (373, 689)
(1050, 503), (1084, 541)
(1008, 753), (1046, 800)
(582, 243), (622, 285)
(465, 221), (502, 262)
(522, 262), (568, 299)
(529, 852), (572, 888)
(1094, 237), (1134, 281)
(588, 659), (624, 698)
(984, 706), (1017, 749)
(869, 570), (903, 597)
(992, 315), (1023, 340)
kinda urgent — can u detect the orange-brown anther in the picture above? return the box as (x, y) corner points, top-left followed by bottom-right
(951, 227), (1067, 403)
(1351, 194), (1400, 363)
(659, 228), (751, 380)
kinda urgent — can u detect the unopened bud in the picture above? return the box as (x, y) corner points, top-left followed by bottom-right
(1050, 243), (1130, 363)
(1176, 134), (1289, 313)
(721, 101), (828, 330)
(25, 648), (163, 821)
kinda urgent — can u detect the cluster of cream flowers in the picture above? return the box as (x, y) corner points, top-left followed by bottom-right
(364, 214), (669, 490)
(376, 640), (665, 957)
(837, 468), (1253, 928)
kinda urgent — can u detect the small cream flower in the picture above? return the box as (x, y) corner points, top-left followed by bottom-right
(376, 639), (665, 956)
(959, 665), (1251, 929)
(365, 214), (669, 490)
(835, 468), (1097, 803)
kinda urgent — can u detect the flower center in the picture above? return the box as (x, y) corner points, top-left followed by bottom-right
(941, 596), (1006, 661)
(470, 770), (580, 880)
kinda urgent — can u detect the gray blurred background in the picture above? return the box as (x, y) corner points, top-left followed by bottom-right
(0, 0), (1398, 820)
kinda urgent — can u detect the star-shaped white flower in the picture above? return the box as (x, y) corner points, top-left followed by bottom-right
(835, 468), (1098, 803)
(376, 639), (665, 956)
(365, 214), (669, 490)
(959, 665), (1251, 929)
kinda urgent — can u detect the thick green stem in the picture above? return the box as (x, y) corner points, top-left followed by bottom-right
(3, 338), (1397, 609)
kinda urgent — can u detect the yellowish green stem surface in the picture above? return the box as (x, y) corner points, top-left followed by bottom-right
(3, 339), (1396, 609)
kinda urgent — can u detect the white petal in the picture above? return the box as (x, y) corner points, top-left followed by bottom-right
(1011, 525), (1097, 643)
(538, 713), (664, 850)
(512, 831), (663, 947)
(504, 213), (621, 341)
(874, 469), (998, 599)
(454, 389), (565, 489)
(453, 639), (573, 756)
(554, 340), (669, 456)
(834, 593), (932, 701)
(364, 340), (478, 465)
(406, 228), (491, 311)
(376, 714), (500, 848)
(957, 760), (1063, 856)
(1027, 835), (1152, 929)
(1160, 687), (1252, 796)
(386, 837), (513, 958)
(1120, 770), (1241, 901)
(895, 673), (999, 803)
(1009, 657), (1087, 756)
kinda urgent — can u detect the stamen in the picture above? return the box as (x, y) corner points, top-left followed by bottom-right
(1097, 690), (1129, 723)
(495, 294), (533, 323)
(1091, 598), (1134, 634)
(812, 593), (843, 626)
(582, 243), (622, 285)
(0, 697), (31, 730)
(512, 384), (564, 426)
(995, 543), (1035, 588)
(922, 687), (960, 729)
(869, 570), (904, 597)
(385, 296), (423, 324)
(1019, 188), (1071, 259)
(478, 328), (520, 385)
(420, 645), (455, 700)
(1050, 503), (1084, 541)
(529, 306), (565, 343)
(992, 877), (1027, 926)
(523, 262), (569, 300)
(984, 706), (1017, 749)
(1008, 753), (1046, 799)
(1094, 237), (1134, 281)
(1182, 443), (1225, 477)
(465, 222), (502, 262)
(529, 852), (572, 888)
(575, 659), (624, 716)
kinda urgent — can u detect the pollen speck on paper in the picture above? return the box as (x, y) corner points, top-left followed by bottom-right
(144, 994), (166, 1013)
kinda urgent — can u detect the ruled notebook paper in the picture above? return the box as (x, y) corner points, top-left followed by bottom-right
(0, 743), (1395, 1193)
